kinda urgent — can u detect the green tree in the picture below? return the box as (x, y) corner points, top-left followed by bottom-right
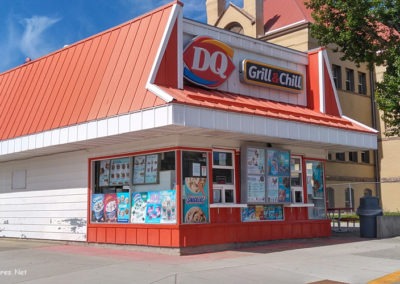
(305, 0), (400, 136)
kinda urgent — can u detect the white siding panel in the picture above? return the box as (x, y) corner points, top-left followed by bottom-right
(21, 136), (29, 151)
(130, 112), (142, 131)
(43, 131), (52, 147)
(0, 188), (87, 241)
(118, 115), (130, 134)
(199, 109), (214, 129)
(107, 117), (119, 136)
(77, 124), (88, 141)
(87, 121), (98, 139)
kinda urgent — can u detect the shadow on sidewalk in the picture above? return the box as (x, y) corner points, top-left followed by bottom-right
(234, 228), (371, 254)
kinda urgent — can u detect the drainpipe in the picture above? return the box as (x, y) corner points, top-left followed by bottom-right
(369, 67), (381, 204)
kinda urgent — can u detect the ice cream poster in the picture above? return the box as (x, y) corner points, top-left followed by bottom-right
(117, 192), (130, 223)
(131, 192), (148, 223)
(91, 194), (104, 222)
(160, 190), (176, 224)
(184, 177), (209, 224)
(145, 192), (162, 224)
(104, 193), (117, 222)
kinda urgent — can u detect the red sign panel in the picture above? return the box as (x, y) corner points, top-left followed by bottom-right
(183, 36), (235, 88)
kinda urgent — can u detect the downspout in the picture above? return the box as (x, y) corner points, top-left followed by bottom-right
(370, 67), (381, 203)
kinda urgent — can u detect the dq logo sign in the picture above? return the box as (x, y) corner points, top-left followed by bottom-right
(183, 36), (235, 88)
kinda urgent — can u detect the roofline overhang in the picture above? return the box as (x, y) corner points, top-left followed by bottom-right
(0, 103), (377, 162)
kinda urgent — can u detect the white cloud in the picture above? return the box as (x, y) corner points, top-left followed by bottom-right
(20, 15), (61, 59)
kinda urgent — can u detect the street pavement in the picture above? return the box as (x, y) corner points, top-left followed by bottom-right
(0, 230), (399, 284)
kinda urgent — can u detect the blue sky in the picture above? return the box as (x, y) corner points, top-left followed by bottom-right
(0, 0), (243, 73)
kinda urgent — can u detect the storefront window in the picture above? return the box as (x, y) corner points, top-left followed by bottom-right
(212, 150), (235, 203)
(91, 151), (177, 224)
(182, 151), (209, 224)
(306, 160), (326, 219)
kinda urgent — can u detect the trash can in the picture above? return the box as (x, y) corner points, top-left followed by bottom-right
(356, 196), (383, 238)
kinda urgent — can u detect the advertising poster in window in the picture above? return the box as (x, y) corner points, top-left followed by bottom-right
(248, 175), (265, 202)
(246, 148), (266, 202)
(241, 205), (284, 221)
(184, 177), (208, 223)
(267, 176), (279, 202)
(117, 192), (130, 223)
(104, 193), (118, 222)
(91, 194), (104, 222)
(130, 190), (177, 224)
(131, 192), (148, 223)
(267, 150), (291, 203)
(160, 190), (176, 224)
(110, 158), (130, 186)
(99, 160), (110, 187)
(133, 156), (146, 184)
(145, 192), (162, 224)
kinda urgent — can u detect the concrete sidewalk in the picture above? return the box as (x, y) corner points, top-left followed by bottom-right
(0, 233), (399, 284)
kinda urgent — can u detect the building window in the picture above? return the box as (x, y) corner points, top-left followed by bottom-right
(361, 151), (370, 164)
(326, 187), (335, 208)
(332, 64), (342, 89)
(336, 152), (345, 161)
(349, 151), (358, 163)
(345, 68), (354, 92)
(212, 150), (235, 203)
(358, 72), (367, 94)
(91, 150), (177, 224)
(225, 22), (244, 34)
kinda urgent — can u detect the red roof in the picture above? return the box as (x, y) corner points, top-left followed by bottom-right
(160, 85), (371, 133)
(0, 2), (176, 140)
(264, 0), (313, 33)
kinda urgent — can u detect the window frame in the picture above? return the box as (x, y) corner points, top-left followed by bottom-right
(212, 149), (236, 204)
(358, 72), (367, 95)
(332, 64), (342, 89)
(345, 68), (355, 92)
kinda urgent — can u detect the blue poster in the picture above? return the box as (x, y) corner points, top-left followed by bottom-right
(145, 191), (162, 224)
(117, 192), (130, 223)
(91, 194), (104, 222)
(184, 177), (209, 223)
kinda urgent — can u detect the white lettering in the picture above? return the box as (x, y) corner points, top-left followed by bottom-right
(191, 47), (210, 71)
(210, 51), (228, 79)
(191, 47), (229, 79)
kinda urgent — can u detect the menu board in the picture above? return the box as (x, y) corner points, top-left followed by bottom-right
(133, 154), (159, 184)
(246, 148), (266, 202)
(99, 160), (110, 187)
(117, 192), (130, 223)
(133, 156), (146, 184)
(109, 158), (130, 186)
(241, 205), (284, 222)
(183, 177), (209, 224)
(145, 154), (159, 183)
(130, 190), (176, 224)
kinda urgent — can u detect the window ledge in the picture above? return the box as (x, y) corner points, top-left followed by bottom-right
(284, 203), (314, 208)
(210, 203), (248, 208)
